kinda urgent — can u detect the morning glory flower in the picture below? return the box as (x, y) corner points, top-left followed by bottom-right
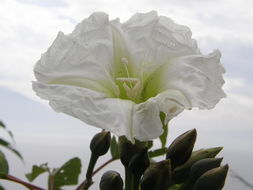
(33, 11), (225, 142)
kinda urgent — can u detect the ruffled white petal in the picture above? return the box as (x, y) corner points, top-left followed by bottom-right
(153, 89), (190, 122)
(132, 89), (191, 141)
(132, 99), (163, 141)
(33, 81), (168, 142)
(34, 13), (119, 97)
(123, 11), (199, 79)
(33, 82), (136, 139)
(110, 20), (136, 78)
(70, 12), (111, 46)
(144, 50), (225, 109)
(172, 50), (225, 109)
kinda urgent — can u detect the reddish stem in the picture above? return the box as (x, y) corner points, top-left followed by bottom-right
(3, 175), (45, 190)
(92, 158), (115, 176)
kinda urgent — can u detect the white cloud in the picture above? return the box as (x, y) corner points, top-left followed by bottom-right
(0, 0), (75, 99)
(144, 0), (253, 44)
(16, 0), (67, 8)
(0, 0), (252, 101)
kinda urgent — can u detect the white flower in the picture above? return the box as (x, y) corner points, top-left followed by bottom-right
(33, 11), (225, 142)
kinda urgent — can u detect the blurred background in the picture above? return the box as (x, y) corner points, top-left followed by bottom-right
(0, 0), (253, 189)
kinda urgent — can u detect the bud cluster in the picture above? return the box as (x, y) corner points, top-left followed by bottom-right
(165, 129), (229, 190)
(141, 129), (228, 190)
(97, 129), (229, 190)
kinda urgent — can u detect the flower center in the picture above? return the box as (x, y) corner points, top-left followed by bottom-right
(115, 57), (142, 102)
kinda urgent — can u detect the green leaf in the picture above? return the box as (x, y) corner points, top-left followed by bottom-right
(0, 121), (15, 143)
(0, 184), (5, 190)
(110, 136), (119, 159)
(53, 157), (81, 189)
(148, 148), (167, 158)
(159, 112), (169, 148)
(6, 130), (14, 141)
(26, 163), (49, 182)
(0, 151), (9, 176)
(0, 121), (6, 129)
(0, 138), (23, 161)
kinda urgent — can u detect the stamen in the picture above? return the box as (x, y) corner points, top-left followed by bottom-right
(122, 79), (142, 101)
(121, 57), (129, 64)
(116, 77), (139, 83)
(120, 57), (132, 88)
(114, 57), (143, 101)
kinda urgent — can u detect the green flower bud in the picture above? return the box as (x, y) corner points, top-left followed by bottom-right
(140, 160), (171, 190)
(90, 131), (111, 156)
(203, 147), (224, 158)
(172, 147), (223, 184)
(99, 170), (123, 190)
(179, 158), (223, 190)
(128, 148), (150, 177)
(166, 129), (197, 168)
(190, 158), (223, 182)
(193, 165), (229, 190)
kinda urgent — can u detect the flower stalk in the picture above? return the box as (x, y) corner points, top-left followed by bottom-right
(3, 175), (45, 190)
(86, 154), (99, 182)
(75, 154), (97, 190)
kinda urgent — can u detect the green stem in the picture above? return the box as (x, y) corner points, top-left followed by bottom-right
(76, 153), (98, 190)
(125, 168), (140, 190)
(86, 153), (99, 180)
(124, 168), (132, 190)
(132, 175), (141, 190)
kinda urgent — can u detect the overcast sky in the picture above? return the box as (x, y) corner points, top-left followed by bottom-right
(0, 0), (253, 189)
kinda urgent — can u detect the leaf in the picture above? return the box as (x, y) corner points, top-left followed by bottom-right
(0, 151), (9, 176)
(148, 148), (167, 158)
(110, 136), (119, 159)
(0, 184), (5, 190)
(53, 157), (81, 189)
(26, 163), (49, 182)
(159, 112), (169, 148)
(6, 130), (14, 141)
(0, 121), (15, 143)
(0, 138), (23, 161)
(0, 121), (6, 129)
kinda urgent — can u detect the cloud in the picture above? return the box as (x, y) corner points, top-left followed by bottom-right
(145, 0), (253, 45)
(0, 0), (252, 102)
(0, 0), (75, 99)
(16, 0), (67, 8)
(197, 38), (253, 82)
